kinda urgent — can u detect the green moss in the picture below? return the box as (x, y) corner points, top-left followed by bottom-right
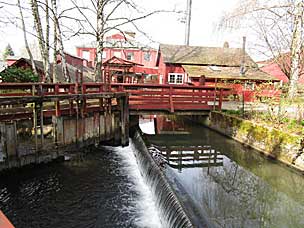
(211, 111), (302, 156)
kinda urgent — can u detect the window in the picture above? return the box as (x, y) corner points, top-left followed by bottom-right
(144, 52), (151, 61)
(245, 82), (255, 90)
(168, 73), (183, 84)
(102, 51), (107, 59)
(82, 51), (90, 60)
(126, 52), (134, 61)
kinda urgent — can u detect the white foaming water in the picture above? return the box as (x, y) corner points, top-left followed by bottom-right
(113, 142), (163, 228)
(139, 118), (155, 134)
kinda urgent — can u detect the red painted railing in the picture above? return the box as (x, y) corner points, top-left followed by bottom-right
(0, 83), (228, 113)
(83, 83), (226, 112)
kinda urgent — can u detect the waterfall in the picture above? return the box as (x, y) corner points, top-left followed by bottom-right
(131, 131), (194, 228)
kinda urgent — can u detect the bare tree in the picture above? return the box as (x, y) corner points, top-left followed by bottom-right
(51, 0), (69, 82)
(220, 0), (304, 99)
(17, 0), (38, 76)
(289, 0), (303, 98)
(67, 0), (173, 82)
(0, 0), (71, 82)
(19, 42), (42, 60)
(30, 0), (51, 82)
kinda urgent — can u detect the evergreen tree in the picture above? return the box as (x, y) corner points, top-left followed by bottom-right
(2, 44), (15, 60)
(0, 67), (38, 82)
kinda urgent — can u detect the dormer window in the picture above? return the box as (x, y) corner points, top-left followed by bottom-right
(168, 73), (183, 84)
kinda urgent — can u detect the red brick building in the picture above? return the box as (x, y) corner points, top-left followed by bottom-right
(76, 33), (158, 69)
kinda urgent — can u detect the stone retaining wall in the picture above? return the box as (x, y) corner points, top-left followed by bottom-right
(199, 111), (304, 172)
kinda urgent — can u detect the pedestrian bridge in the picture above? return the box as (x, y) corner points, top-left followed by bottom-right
(0, 82), (229, 120)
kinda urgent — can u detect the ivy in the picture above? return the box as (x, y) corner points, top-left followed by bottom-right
(0, 67), (39, 82)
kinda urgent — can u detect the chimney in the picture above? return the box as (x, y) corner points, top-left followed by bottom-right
(240, 36), (246, 76)
(223, 41), (229, 48)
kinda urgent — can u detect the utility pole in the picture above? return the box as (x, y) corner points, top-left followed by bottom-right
(184, 0), (192, 45)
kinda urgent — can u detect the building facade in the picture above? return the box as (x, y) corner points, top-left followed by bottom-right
(76, 33), (158, 69)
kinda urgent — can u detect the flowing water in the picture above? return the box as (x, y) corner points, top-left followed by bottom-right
(142, 117), (304, 228)
(0, 145), (162, 228)
(2, 116), (304, 228)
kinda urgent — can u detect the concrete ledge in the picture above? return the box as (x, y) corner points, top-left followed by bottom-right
(198, 111), (304, 172)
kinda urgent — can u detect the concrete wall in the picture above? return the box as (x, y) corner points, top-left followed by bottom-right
(198, 111), (304, 172)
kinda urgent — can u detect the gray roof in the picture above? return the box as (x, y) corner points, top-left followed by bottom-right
(183, 65), (279, 81)
(159, 44), (257, 67)
(2, 57), (94, 82)
(53, 63), (94, 82)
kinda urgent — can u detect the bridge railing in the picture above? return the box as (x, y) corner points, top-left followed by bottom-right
(0, 83), (126, 121)
(0, 83), (76, 97)
(0, 82), (229, 112)
(110, 83), (227, 112)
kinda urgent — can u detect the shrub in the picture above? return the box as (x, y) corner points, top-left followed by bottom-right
(0, 67), (39, 82)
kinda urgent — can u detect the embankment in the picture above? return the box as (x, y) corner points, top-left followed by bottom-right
(195, 111), (304, 172)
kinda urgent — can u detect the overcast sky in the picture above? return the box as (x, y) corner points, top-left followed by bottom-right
(0, 0), (255, 59)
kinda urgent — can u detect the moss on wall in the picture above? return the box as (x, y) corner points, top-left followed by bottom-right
(199, 111), (304, 171)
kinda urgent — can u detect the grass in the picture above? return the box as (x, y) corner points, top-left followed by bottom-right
(223, 109), (304, 136)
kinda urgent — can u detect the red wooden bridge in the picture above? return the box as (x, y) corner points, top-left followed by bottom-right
(0, 82), (229, 121)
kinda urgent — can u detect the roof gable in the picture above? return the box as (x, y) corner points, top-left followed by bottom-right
(160, 44), (256, 67)
(103, 56), (143, 66)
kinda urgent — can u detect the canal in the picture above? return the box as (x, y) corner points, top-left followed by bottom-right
(142, 116), (304, 228)
(1, 116), (304, 227)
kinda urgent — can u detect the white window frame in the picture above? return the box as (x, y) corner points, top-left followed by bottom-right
(168, 73), (184, 84)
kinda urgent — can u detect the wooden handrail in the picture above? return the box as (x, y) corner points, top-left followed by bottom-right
(0, 82), (230, 112)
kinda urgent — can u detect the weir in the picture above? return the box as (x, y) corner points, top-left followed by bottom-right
(131, 130), (194, 228)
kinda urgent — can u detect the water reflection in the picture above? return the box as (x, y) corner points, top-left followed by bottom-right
(150, 145), (223, 172)
(142, 116), (304, 228)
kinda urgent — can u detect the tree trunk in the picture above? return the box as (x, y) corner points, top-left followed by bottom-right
(45, 0), (50, 82)
(30, 0), (50, 82)
(18, 0), (38, 76)
(51, 0), (69, 82)
(53, 17), (58, 83)
(288, 1), (303, 99)
(94, 0), (104, 82)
